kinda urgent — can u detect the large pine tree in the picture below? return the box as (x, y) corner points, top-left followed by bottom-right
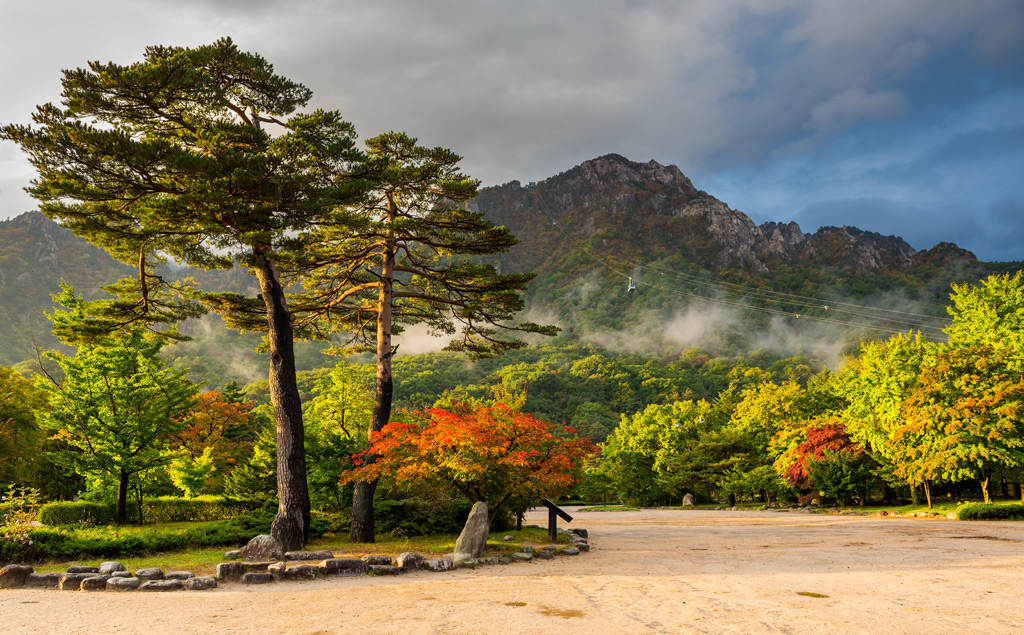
(288, 132), (556, 541)
(2, 38), (365, 549)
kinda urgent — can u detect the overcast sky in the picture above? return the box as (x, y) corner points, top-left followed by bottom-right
(2, 0), (1022, 261)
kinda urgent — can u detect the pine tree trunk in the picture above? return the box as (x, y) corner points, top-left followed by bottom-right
(351, 218), (396, 543)
(254, 253), (310, 551)
(924, 481), (932, 509)
(911, 484), (920, 506)
(1015, 482), (1023, 503)
(980, 472), (991, 504)
(116, 469), (129, 525)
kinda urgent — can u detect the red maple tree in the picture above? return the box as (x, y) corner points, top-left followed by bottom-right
(344, 404), (597, 523)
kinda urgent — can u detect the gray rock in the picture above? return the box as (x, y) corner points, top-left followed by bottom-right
(682, 493), (696, 507)
(453, 501), (490, 558)
(510, 552), (533, 563)
(216, 561), (270, 582)
(535, 546), (557, 560)
(520, 546), (534, 555)
(497, 557), (511, 565)
(503, 535), (515, 541)
(558, 547), (580, 556)
(422, 557), (455, 572)
(285, 550), (333, 561)
(478, 557), (499, 566)
(569, 528), (589, 539)
(577, 543), (591, 552)
(361, 554), (393, 566)
(98, 561), (126, 575)
(59, 573), (94, 590)
(139, 579), (184, 592)
(25, 572), (60, 588)
(369, 565), (400, 576)
(447, 552), (478, 568)
(106, 577), (141, 592)
(391, 527), (411, 538)
(268, 561), (286, 581)
(67, 565), (100, 574)
(318, 558), (368, 577)
(395, 552), (425, 572)
(284, 565), (318, 581)
(80, 575), (111, 591)
(224, 549), (242, 560)
(241, 534), (285, 562)
(0, 564), (33, 589)
(241, 572), (274, 585)
(184, 576), (217, 591)
(165, 571), (194, 580)
(110, 571), (133, 578)
(135, 567), (164, 581)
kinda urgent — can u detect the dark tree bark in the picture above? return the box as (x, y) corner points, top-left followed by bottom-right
(116, 469), (130, 525)
(350, 231), (395, 543)
(255, 254), (310, 551)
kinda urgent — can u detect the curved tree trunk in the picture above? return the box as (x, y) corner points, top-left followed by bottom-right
(254, 253), (310, 551)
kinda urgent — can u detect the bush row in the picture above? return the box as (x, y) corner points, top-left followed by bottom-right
(956, 503), (1024, 521)
(38, 497), (261, 526)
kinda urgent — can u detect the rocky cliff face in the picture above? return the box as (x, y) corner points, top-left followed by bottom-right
(472, 154), (956, 275)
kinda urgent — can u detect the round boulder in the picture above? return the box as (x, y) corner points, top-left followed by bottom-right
(241, 534), (285, 562)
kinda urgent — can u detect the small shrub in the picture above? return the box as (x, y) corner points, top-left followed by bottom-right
(38, 497), (260, 526)
(373, 496), (473, 536)
(956, 503), (1024, 521)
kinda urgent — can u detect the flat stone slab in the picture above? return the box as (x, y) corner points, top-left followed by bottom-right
(395, 552), (425, 571)
(577, 543), (591, 552)
(184, 576), (217, 591)
(135, 568), (164, 581)
(558, 546), (580, 556)
(361, 554), (393, 566)
(423, 557), (455, 572)
(510, 552), (533, 563)
(478, 557), (500, 566)
(164, 571), (194, 580)
(318, 558), (368, 578)
(268, 561), (286, 581)
(81, 575), (111, 591)
(0, 564), (33, 589)
(216, 561), (271, 582)
(107, 577), (141, 592)
(110, 571), (133, 578)
(286, 550), (333, 561)
(67, 565), (99, 574)
(59, 573), (94, 590)
(24, 573), (59, 589)
(241, 572), (274, 585)
(369, 565), (400, 576)
(224, 549), (242, 560)
(284, 565), (318, 581)
(139, 579), (183, 592)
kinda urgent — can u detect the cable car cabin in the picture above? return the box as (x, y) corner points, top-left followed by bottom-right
(627, 277), (636, 292)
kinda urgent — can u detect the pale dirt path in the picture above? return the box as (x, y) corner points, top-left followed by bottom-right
(3, 507), (1024, 634)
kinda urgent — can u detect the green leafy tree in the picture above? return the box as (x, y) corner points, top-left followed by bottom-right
(291, 132), (555, 541)
(37, 289), (196, 523)
(946, 272), (1024, 372)
(0, 366), (47, 489)
(2, 39), (365, 548)
(897, 345), (1024, 505)
(168, 447), (217, 498)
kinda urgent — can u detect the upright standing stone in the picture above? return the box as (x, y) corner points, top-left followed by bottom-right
(682, 493), (696, 507)
(242, 534), (285, 562)
(453, 501), (490, 558)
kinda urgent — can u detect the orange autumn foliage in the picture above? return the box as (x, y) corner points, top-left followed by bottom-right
(344, 404), (597, 517)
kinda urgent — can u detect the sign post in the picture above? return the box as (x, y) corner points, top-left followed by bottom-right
(541, 498), (573, 544)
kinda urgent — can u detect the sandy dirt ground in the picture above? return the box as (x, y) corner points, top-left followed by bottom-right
(3, 507), (1024, 634)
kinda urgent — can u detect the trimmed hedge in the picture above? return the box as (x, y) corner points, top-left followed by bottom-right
(956, 503), (1024, 521)
(38, 501), (116, 527)
(38, 497), (260, 526)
